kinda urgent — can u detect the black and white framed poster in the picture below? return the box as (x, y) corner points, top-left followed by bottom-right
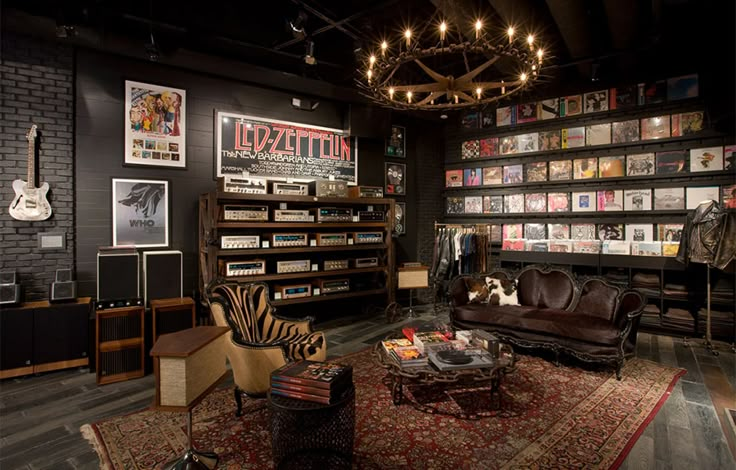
(393, 202), (406, 236)
(112, 178), (169, 248)
(385, 162), (406, 195)
(215, 111), (358, 183)
(124, 81), (186, 168)
(385, 125), (406, 157)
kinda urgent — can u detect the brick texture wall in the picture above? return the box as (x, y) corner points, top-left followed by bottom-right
(0, 33), (74, 301)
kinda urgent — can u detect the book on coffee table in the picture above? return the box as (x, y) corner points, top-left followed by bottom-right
(270, 360), (352, 391)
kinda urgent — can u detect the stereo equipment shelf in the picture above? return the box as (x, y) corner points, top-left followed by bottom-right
(225, 266), (385, 282)
(216, 192), (389, 205)
(217, 222), (388, 229)
(216, 244), (388, 256)
(272, 288), (388, 306)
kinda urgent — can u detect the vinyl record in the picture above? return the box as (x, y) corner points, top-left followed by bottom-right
(436, 350), (473, 364)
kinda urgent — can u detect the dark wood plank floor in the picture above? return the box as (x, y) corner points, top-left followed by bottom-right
(1, 306), (734, 469)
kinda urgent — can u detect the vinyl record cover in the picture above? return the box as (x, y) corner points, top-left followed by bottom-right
(548, 224), (570, 239)
(562, 127), (585, 148)
(686, 186), (720, 209)
(656, 150), (687, 174)
(560, 95), (582, 116)
(496, 106), (514, 126)
(626, 153), (655, 176)
(465, 196), (483, 214)
(662, 242), (680, 257)
(723, 184), (736, 209)
(483, 196), (492, 213)
(445, 169), (463, 187)
(725, 145), (736, 170)
(642, 80), (667, 104)
(571, 223), (596, 240)
(516, 103), (537, 123)
(548, 192), (570, 212)
(671, 111), (703, 137)
(479, 137), (499, 157)
(667, 74), (699, 101)
(597, 190), (624, 211)
(482, 166), (502, 185)
(653, 187), (685, 210)
(527, 241), (550, 252)
(480, 110), (495, 128)
(625, 224), (654, 242)
(488, 195), (504, 213)
(597, 223), (624, 240)
(525, 193), (547, 213)
(631, 242), (662, 256)
(524, 223), (547, 240)
(598, 156), (625, 178)
(584, 90), (609, 113)
(504, 194), (525, 213)
(573, 240), (601, 254)
(538, 98), (559, 120)
(499, 135), (518, 155)
(461, 139), (480, 159)
(503, 164), (524, 184)
(602, 240), (631, 255)
(525, 162), (547, 182)
(538, 130), (561, 151)
(461, 110), (480, 129)
(517, 133), (539, 153)
(624, 189), (652, 211)
(502, 239), (525, 251)
(690, 147), (724, 172)
(549, 160), (572, 180)
(610, 85), (638, 110)
(641, 116), (671, 140)
(491, 224), (502, 241)
(572, 191), (596, 212)
(549, 240), (572, 252)
(658, 224), (683, 242)
(585, 123), (612, 146)
(446, 197), (465, 214)
(612, 120), (640, 143)
(464, 168), (482, 186)
(503, 223), (523, 239)
(573, 157), (597, 179)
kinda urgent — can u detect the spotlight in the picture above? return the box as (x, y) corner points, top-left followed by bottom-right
(292, 97), (320, 111)
(145, 33), (160, 62)
(289, 10), (308, 40)
(591, 62), (600, 82)
(304, 40), (316, 65)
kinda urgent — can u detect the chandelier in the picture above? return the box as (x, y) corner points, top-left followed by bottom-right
(356, 18), (548, 111)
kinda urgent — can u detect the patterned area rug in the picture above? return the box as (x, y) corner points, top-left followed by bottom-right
(81, 350), (684, 469)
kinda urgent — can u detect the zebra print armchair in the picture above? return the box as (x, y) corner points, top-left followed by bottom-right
(206, 281), (326, 415)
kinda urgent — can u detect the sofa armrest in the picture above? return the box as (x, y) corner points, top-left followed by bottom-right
(448, 275), (472, 309)
(614, 290), (645, 333)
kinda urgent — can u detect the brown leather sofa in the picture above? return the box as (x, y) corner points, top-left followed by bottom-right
(448, 264), (645, 379)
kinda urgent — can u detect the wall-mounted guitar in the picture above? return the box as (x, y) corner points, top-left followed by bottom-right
(9, 124), (52, 221)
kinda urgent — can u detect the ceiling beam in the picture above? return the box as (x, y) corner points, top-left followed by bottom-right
(544, 0), (598, 79)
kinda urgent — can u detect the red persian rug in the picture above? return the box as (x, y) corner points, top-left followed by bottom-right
(82, 350), (684, 469)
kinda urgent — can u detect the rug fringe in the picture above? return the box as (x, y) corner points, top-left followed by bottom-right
(80, 424), (111, 470)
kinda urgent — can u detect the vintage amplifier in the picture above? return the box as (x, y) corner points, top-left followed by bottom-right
(276, 259), (311, 274)
(220, 235), (260, 249)
(357, 211), (384, 222)
(225, 260), (266, 277)
(273, 209), (312, 222)
(275, 283), (312, 299)
(314, 207), (353, 223)
(315, 180), (348, 198)
(222, 204), (268, 221)
(353, 232), (384, 244)
(354, 257), (379, 268)
(315, 278), (350, 294)
(323, 259), (349, 271)
(272, 233), (309, 247)
(218, 176), (268, 194)
(271, 182), (309, 196)
(348, 186), (383, 198)
(316, 233), (347, 246)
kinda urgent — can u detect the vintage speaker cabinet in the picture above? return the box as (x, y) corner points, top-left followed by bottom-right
(96, 305), (145, 385)
(143, 250), (183, 306)
(150, 297), (196, 344)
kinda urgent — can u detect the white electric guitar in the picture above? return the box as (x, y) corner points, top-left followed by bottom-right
(9, 125), (52, 221)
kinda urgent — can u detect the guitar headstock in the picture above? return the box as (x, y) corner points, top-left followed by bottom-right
(26, 124), (38, 142)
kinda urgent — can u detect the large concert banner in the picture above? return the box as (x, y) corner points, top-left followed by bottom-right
(215, 111), (358, 183)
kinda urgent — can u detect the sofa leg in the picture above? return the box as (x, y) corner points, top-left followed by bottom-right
(615, 360), (624, 381)
(234, 387), (243, 417)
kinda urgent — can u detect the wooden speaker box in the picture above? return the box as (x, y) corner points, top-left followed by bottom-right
(150, 297), (195, 343)
(96, 305), (145, 385)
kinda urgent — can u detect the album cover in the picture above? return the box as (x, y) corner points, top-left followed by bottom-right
(560, 95), (582, 117)
(547, 224), (570, 239)
(658, 224), (684, 242)
(548, 192), (570, 212)
(496, 106), (515, 126)
(631, 241), (662, 256)
(464, 168), (482, 186)
(480, 109), (495, 128)
(586, 123), (612, 146)
(584, 90), (609, 113)
(667, 74), (699, 101)
(597, 190), (624, 211)
(445, 169), (463, 187)
(671, 111), (704, 137)
(653, 187), (685, 210)
(503, 164), (524, 184)
(572, 191), (597, 212)
(549, 160), (572, 180)
(602, 240), (631, 255)
(461, 140), (480, 159)
(624, 189), (652, 211)
(641, 80), (667, 105)
(503, 223), (523, 240)
(465, 196), (483, 214)
(491, 224), (502, 242)
(538, 98), (559, 120)
(525, 162), (547, 182)
(609, 85), (638, 110)
(571, 223), (596, 240)
(573, 157), (597, 179)
(524, 223), (547, 240)
(461, 110), (480, 129)
(479, 137), (499, 157)
(482, 196), (491, 214)
(562, 127), (585, 148)
(626, 153), (655, 176)
(502, 239), (525, 251)
(525, 193), (547, 213)
(597, 223), (624, 240)
(488, 195), (504, 213)
(640, 116), (671, 140)
(499, 135), (518, 155)
(516, 103), (538, 123)
(662, 242), (680, 257)
(528, 241), (549, 252)
(611, 120), (640, 143)
(446, 197), (464, 214)
(598, 156), (625, 178)
(538, 130), (561, 151)
(686, 186), (720, 209)
(724, 145), (736, 170)
(690, 147), (724, 172)
(723, 184), (736, 209)
(517, 133), (539, 153)
(573, 240), (601, 254)
(549, 240), (572, 253)
(625, 224), (654, 242)
(504, 194), (525, 213)
(482, 166), (502, 185)
(655, 150), (687, 174)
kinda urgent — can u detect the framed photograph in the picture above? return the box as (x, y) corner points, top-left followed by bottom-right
(624, 189), (652, 211)
(124, 81), (186, 168)
(538, 130), (561, 151)
(482, 166), (502, 185)
(598, 156), (625, 178)
(686, 186), (720, 209)
(641, 116), (671, 140)
(461, 140), (480, 159)
(385, 125), (406, 157)
(385, 162), (406, 195)
(584, 90), (609, 113)
(479, 137), (498, 157)
(690, 147), (724, 172)
(612, 120), (640, 143)
(573, 157), (597, 180)
(393, 202), (406, 235)
(464, 168), (482, 186)
(671, 112), (703, 137)
(585, 123), (611, 146)
(112, 178), (169, 247)
(549, 160), (572, 180)
(626, 153), (655, 176)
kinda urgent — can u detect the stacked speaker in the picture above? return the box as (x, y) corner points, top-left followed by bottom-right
(50, 269), (77, 303)
(0, 271), (21, 307)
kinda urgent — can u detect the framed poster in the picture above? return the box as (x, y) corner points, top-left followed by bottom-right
(124, 81), (186, 168)
(393, 202), (406, 236)
(112, 178), (169, 248)
(385, 162), (406, 195)
(385, 125), (406, 157)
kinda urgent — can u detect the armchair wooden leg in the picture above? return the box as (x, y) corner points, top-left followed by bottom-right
(234, 387), (243, 417)
(615, 359), (624, 381)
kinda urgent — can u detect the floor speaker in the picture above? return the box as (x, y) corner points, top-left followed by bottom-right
(97, 251), (139, 302)
(143, 250), (183, 306)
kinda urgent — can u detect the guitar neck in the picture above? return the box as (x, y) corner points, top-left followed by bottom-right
(27, 128), (35, 189)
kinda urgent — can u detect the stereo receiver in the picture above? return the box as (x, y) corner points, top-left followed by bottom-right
(272, 233), (309, 247)
(316, 233), (347, 246)
(353, 232), (383, 244)
(357, 211), (384, 222)
(323, 259), (349, 271)
(220, 235), (260, 249)
(354, 257), (379, 268)
(271, 182), (309, 195)
(218, 176), (267, 194)
(275, 284), (312, 299)
(314, 207), (353, 223)
(348, 186), (383, 198)
(315, 180), (348, 198)
(314, 278), (350, 294)
(276, 259), (311, 274)
(273, 209), (312, 222)
(225, 260), (266, 277)
(223, 205), (268, 221)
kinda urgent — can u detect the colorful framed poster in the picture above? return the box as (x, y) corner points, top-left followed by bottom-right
(385, 125), (406, 157)
(112, 178), (169, 247)
(385, 162), (406, 195)
(125, 81), (186, 168)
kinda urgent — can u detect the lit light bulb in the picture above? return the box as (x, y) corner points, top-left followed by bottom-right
(369, 55), (376, 69)
(527, 34), (534, 49)
(407, 91), (412, 103)
(454, 94), (459, 104)
(520, 72), (528, 82)
(388, 87), (395, 99)
(507, 26), (514, 44)
(476, 87), (482, 99)
(381, 41), (388, 57)
(404, 29), (412, 46)
(367, 69), (372, 82)
(475, 19), (482, 39)
(532, 64), (537, 71)
(501, 80), (505, 94)
(537, 48), (544, 65)
(440, 21), (447, 41)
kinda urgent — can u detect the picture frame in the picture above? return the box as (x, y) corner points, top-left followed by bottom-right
(385, 162), (406, 195)
(385, 125), (406, 157)
(112, 178), (170, 248)
(124, 80), (186, 169)
(393, 202), (406, 236)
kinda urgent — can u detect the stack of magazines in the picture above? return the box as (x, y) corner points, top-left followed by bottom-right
(270, 360), (353, 405)
(381, 338), (427, 366)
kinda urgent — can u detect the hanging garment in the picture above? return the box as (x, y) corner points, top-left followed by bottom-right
(676, 200), (736, 270)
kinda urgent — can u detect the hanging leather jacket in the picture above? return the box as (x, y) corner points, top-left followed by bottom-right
(676, 200), (736, 270)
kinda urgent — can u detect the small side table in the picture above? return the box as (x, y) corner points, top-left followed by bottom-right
(269, 385), (355, 470)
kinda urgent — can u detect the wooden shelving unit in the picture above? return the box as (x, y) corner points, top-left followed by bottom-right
(95, 305), (145, 385)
